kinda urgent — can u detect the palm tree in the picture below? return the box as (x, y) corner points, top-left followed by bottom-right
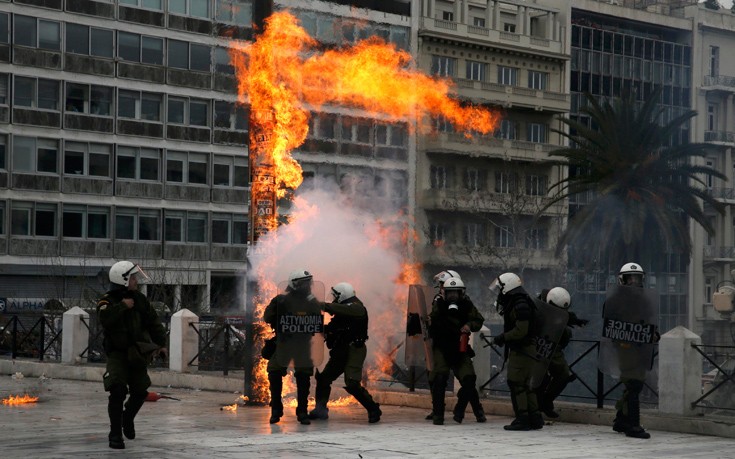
(546, 90), (726, 268)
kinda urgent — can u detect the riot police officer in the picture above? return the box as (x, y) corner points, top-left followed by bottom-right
(536, 287), (588, 418)
(606, 263), (657, 439)
(263, 269), (321, 425)
(490, 272), (543, 431)
(97, 261), (168, 449)
(308, 282), (382, 423)
(428, 277), (486, 425)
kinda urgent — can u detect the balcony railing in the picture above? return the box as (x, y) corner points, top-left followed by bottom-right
(704, 246), (735, 260)
(703, 75), (735, 89)
(704, 131), (735, 144)
(705, 187), (735, 200)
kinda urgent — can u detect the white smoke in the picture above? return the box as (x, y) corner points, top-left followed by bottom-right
(247, 182), (410, 371)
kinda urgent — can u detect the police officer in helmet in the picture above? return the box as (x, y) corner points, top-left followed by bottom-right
(308, 282), (381, 423)
(97, 261), (168, 449)
(428, 277), (486, 425)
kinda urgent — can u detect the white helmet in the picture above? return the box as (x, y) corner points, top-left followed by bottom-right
(433, 269), (461, 288)
(109, 261), (149, 287)
(489, 272), (522, 295)
(618, 262), (645, 286)
(443, 277), (465, 292)
(547, 287), (571, 310)
(288, 269), (313, 291)
(331, 282), (356, 303)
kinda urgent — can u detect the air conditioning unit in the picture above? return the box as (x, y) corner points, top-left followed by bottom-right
(713, 286), (735, 318)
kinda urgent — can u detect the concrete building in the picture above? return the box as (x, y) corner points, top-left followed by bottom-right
(415, 0), (571, 310)
(0, 0), (256, 314)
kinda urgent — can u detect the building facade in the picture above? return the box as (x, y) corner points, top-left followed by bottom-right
(415, 0), (570, 313)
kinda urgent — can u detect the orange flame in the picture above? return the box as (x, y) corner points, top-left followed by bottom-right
(2, 394), (39, 405)
(221, 404), (238, 411)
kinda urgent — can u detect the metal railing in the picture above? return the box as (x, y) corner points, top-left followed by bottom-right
(187, 319), (248, 376)
(0, 313), (63, 361)
(690, 343), (735, 412)
(478, 334), (658, 408)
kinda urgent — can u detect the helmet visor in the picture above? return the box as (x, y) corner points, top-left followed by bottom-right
(488, 278), (502, 302)
(128, 265), (151, 284)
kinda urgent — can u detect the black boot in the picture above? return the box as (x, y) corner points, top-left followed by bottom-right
(431, 374), (448, 425)
(504, 414), (532, 431)
(108, 386), (126, 449)
(467, 388), (486, 423)
(344, 384), (382, 423)
(309, 372), (331, 420)
(268, 373), (284, 424)
(452, 387), (469, 423)
(295, 374), (311, 425)
(529, 411), (544, 430)
(624, 381), (649, 438)
(122, 391), (147, 440)
(613, 410), (630, 433)
(542, 373), (575, 418)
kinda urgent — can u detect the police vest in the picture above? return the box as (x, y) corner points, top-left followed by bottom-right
(325, 301), (368, 348)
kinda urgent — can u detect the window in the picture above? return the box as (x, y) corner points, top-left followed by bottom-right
(525, 228), (547, 249)
(708, 104), (717, 132)
(473, 17), (486, 28)
(527, 123), (547, 143)
(115, 208), (160, 241)
(166, 151), (208, 185)
(168, 97), (210, 127)
(496, 119), (517, 140)
(65, 84), (113, 116)
(463, 223), (485, 247)
(464, 168), (485, 192)
(212, 213), (232, 244)
(504, 23), (516, 33)
(14, 77), (59, 111)
(431, 55), (456, 77)
(214, 101), (246, 130)
(117, 146), (160, 181)
(495, 225), (512, 248)
(706, 159), (715, 190)
(214, 47), (235, 74)
(168, 40), (211, 72)
(11, 202), (57, 237)
(0, 13), (8, 44)
(525, 174), (547, 196)
(0, 202), (4, 235)
(13, 137), (58, 174)
(63, 205), (109, 239)
(120, 0), (164, 10)
(170, 0), (211, 18)
(498, 66), (518, 86)
(466, 61), (485, 82)
(118, 32), (163, 65)
(164, 211), (184, 242)
(66, 24), (114, 58)
(187, 212), (207, 243)
(118, 91), (162, 122)
(64, 142), (111, 177)
(0, 74), (7, 105)
(430, 165), (450, 189)
(375, 123), (407, 147)
(0, 135), (6, 170)
(429, 222), (447, 247)
(215, 0), (252, 24)
(710, 46), (719, 78)
(528, 71), (548, 90)
(495, 171), (517, 193)
(14, 16), (60, 51)
(213, 155), (248, 187)
(441, 11), (454, 21)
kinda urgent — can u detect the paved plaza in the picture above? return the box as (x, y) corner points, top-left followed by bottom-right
(0, 375), (733, 458)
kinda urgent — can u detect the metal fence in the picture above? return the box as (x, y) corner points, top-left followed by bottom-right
(691, 343), (735, 414)
(0, 313), (64, 361)
(187, 317), (249, 376)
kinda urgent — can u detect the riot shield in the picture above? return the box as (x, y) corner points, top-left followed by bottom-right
(597, 285), (659, 380)
(528, 297), (570, 389)
(274, 280), (325, 368)
(405, 285), (434, 371)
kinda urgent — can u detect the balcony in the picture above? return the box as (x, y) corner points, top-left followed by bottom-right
(705, 187), (735, 202)
(420, 17), (565, 56)
(702, 75), (735, 93)
(420, 188), (566, 216)
(703, 245), (735, 261)
(421, 131), (559, 161)
(704, 131), (735, 146)
(454, 78), (569, 112)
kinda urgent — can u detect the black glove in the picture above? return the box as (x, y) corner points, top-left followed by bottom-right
(492, 334), (505, 347)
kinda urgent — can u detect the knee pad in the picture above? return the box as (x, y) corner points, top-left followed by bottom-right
(460, 375), (477, 390)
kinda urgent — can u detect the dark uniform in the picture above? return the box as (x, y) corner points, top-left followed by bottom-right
(263, 287), (321, 424)
(536, 311), (586, 417)
(493, 285), (543, 430)
(428, 293), (485, 425)
(310, 297), (381, 422)
(97, 288), (166, 446)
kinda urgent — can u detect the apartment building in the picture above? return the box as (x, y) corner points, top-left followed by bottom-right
(415, 0), (571, 310)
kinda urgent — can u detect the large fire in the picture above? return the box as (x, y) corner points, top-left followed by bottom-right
(232, 10), (499, 405)
(2, 394), (39, 405)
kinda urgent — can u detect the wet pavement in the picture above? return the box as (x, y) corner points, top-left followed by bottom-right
(0, 375), (733, 458)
